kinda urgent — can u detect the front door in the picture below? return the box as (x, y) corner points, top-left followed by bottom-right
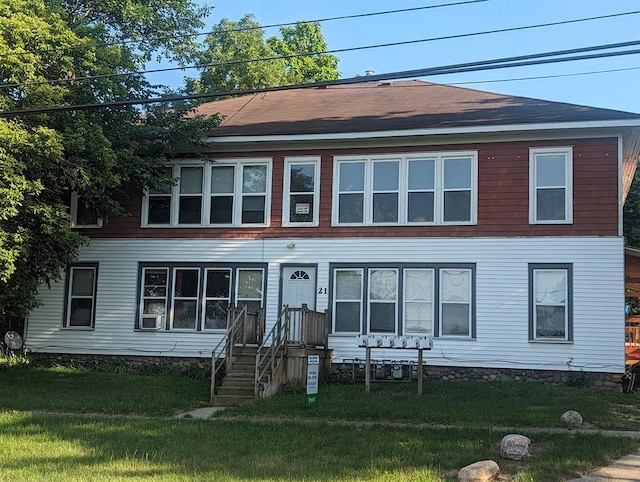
(282, 266), (316, 310)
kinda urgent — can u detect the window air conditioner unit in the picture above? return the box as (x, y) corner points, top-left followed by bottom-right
(140, 315), (163, 330)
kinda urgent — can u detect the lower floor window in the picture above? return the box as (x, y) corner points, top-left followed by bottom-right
(529, 264), (572, 342)
(332, 264), (474, 338)
(64, 264), (98, 329)
(137, 264), (265, 331)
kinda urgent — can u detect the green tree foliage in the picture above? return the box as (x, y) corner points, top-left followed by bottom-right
(0, 0), (218, 332)
(189, 14), (340, 93)
(624, 168), (640, 249)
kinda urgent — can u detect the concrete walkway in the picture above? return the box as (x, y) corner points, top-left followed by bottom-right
(567, 451), (640, 481)
(175, 408), (640, 480)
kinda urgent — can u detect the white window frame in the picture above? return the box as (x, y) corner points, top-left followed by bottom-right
(170, 267), (201, 331)
(403, 268), (435, 336)
(139, 267), (169, 330)
(367, 268), (398, 335)
(282, 156), (320, 227)
(141, 159), (272, 227)
(203, 268), (232, 331)
(64, 265), (98, 329)
(529, 147), (573, 224)
(332, 268), (364, 334)
(332, 151), (477, 226)
(235, 268), (265, 311)
(530, 265), (572, 343)
(438, 268), (473, 338)
(70, 192), (102, 228)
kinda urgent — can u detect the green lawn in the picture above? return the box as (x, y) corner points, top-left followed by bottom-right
(0, 365), (639, 481)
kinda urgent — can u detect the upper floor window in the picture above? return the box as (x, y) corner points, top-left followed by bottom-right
(529, 147), (573, 224)
(142, 159), (271, 227)
(64, 264), (98, 329)
(332, 151), (477, 226)
(283, 157), (320, 226)
(70, 193), (102, 228)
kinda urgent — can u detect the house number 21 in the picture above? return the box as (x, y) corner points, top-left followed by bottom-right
(317, 287), (328, 294)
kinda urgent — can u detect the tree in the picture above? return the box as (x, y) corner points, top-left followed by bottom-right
(188, 15), (340, 93)
(624, 168), (640, 249)
(0, 0), (218, 333)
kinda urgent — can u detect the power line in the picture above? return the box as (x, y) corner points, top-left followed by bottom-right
(0, 0), (489, 59)
(2, 10), (639, 91)
(2, 42), (639, 117)
(448, 66), (640, 86)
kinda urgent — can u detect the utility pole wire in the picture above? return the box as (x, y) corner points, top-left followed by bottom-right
(0, 0), (489, 59)
(2, 11), (639, 91)
(2, 43), (639, 117)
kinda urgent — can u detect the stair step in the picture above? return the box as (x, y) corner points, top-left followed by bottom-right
(211, 395), (255, 407)
(216, 386), (255, 397)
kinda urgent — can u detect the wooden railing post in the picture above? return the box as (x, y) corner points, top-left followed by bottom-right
(301, 304), (308, 346)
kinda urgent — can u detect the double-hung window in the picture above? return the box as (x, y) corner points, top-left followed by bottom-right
(529, 147), (573, 224)
(529, 264), (572, 342)
(283, 157), (320, 226)
(333, 151), (477, 226)
(70, 193), (102, 228)
(143, 160), (271, 227)
(136, 264), (265, 331)
(64, 264), (98, 329)
(331, 264), (474, 337)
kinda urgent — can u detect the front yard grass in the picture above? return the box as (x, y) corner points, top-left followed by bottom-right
(0, 365), (639, 481)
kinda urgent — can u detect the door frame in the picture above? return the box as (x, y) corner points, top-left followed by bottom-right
(279, 263), (318, 311)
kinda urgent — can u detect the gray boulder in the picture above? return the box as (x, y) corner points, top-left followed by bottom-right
(500, 434), (531, 460)
(560, 410), (583, 428)
(458, 460), (500, 482)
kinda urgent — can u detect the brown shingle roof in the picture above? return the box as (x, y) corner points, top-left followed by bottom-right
(194, 80), (640, 137)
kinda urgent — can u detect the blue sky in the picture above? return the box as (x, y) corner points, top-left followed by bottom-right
(153, 0), (640, 113)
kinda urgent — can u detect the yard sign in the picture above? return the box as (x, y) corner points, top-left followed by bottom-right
(306, 355), (319, 408)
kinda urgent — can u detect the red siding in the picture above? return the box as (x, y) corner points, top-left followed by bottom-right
(86, 137), (619, 239)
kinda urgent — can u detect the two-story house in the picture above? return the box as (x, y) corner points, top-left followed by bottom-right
(25, 80), (640, 388)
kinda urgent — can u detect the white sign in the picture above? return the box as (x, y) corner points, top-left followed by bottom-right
(306, 356), (319, 395)
(295, 203), (310, 215)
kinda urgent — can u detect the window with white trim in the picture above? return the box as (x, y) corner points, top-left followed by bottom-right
(283, 157), (320, 226)
(70, 193), (102, 228)
(333, 269), (363, 332)
(368, 268), (398, 333)
(404, 269), (434, 335)
(136, 264), (265, 331)
(64, 264), (98, 329)
(331, 264), (474, 337)
(529, 264), (572, 342)
(142, 160), (271, 227)
(529, 147), (573, 224)
(439, 269), (472, 336)
(333, 151), (477, 226)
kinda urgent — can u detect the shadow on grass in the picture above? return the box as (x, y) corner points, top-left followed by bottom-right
(0, 413), (636, 481)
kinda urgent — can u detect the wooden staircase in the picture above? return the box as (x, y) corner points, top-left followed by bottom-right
(211, 346), (258, 406)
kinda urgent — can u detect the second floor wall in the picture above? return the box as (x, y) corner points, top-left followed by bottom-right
(86, 136), (620, 239)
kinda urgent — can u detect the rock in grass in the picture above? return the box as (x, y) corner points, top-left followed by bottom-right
(458, 460), (500, 481)
(500, 434), (531, 460)
(560, 410), (583, 428)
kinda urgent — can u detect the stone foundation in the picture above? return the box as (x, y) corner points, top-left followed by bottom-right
(331, 361), (623, 391)
(28, 352), (212, 378)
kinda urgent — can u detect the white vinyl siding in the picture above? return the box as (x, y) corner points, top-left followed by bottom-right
(283, 157), (320, 226)
(529, 147), (573, 224)
(26, 237), (623, 374)
(333, 151), (477, 226)
(142, 159), (271, 227)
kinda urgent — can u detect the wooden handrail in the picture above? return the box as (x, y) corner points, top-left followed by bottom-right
(210, 305), (247, 402)
(255, 305), (289, 397)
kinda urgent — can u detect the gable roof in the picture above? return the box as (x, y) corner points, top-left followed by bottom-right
(195, 80), (640, 138)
